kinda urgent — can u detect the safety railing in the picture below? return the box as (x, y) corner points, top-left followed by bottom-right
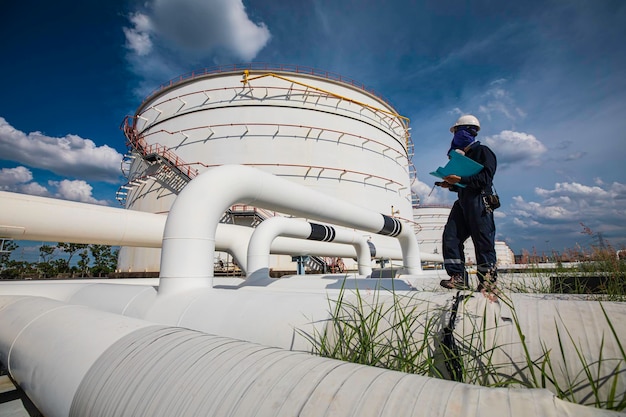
(135, 121), (410, 167)
(121, 116), (198, 180)
(140, 63), (395, 109)
(137, 81), (410, 143)
(229, 204), (277, 220)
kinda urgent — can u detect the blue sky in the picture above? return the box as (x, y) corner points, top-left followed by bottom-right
(1, 0), (625, 258)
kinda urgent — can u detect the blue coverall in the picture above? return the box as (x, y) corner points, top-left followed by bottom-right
(442, 141), (498, 286)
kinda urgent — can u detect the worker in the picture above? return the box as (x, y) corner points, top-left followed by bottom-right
(436, 115), (499, 300)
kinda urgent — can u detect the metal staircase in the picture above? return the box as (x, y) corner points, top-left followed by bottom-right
(305, 255), (328, 274)
(115, 117), (332, 275)
(116, 116), (199, 206)
(219, 205), (278, 227)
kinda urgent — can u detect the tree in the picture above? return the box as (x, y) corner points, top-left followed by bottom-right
(38, 244), (58, 278)
(1, 240), (21, 279)
(89, 245), (118, 277)
(77, 249), (90, 277)
(57, 242), (89, 276)
(0, 239), (18, 267)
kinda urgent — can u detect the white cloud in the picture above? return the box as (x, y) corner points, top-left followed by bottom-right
(535, 182), (609, 199)
(0, 117), (122, 183)
(123, 13), (153, 56)
(0, 166), (48, 196)
(123, 0), (271, 85)
(0, 166), (32, 186)
(49, 179), (109, 205)
(411, 179), (456, 206)
(504, 180), (626, 250)
(19, 182), (49, 196)
(0, 165), (110, 204)
(484, 130), (547, 167)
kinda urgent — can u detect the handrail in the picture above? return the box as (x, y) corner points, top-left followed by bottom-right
(137, 122), (409, 160)
(140, 63), (396, 110)
(175, 161), (405, 190)
(121, 116), (198, 180)
(242, 71), (410, 136)
(124, 117), (408, 182)
(137, 84), (409, 140)
(229, 204), (277, 220)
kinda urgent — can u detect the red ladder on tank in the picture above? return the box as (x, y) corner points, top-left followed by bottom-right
(121, 116), (199, 181)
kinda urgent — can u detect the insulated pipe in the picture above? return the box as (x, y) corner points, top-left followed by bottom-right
(71, 326), (615, 417)
(0, 295), (615, 417)
(0, 191), (165, 247)
(246, 217), (372, 284)
(0, 191), (440, 270)
(0, 295), (157, 417)
(159, 165), (422, 295)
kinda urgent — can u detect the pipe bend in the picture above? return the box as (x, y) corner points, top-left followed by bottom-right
(245, 217), (373, 284)
(159, 165), (422, 295)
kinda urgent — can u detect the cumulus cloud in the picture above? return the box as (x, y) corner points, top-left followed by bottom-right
(123, 0), (271, 86)
(0, 166), (109, 204)
(19, 181), (49, 196)
(411, 179), (456, 206)
(0, 166), (48, 196)
(535, 182), (609, 199)
(0, 117), (122, 183)
(483, 130), (547, 167)
(49, 179), (109, 205)
(506, 180), (626, 249)
(0, 166), (32, 186)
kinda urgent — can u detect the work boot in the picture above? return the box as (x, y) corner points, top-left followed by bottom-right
(477, 270), (498, 302)
(440, 274), (469, 290)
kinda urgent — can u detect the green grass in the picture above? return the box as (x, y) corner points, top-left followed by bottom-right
(297, 277), (626, 411)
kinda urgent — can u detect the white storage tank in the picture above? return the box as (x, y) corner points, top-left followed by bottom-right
(412, 205), (451, 256)
(413, 205), (514, 267)
(117, 64), (415, 273)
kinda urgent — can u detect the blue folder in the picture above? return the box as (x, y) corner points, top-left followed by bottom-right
(429, 150), (484, 188)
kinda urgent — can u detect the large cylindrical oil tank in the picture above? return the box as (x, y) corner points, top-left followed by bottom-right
(413, 205), (515, 267)
(412, 205), (451, 256)
(117, 64), (414, 273)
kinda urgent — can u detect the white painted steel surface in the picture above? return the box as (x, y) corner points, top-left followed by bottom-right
(119, 66), (414, 272)
(0, 191), (165, 247)
(0, 191), (440, 277)
(158, 165), (421, 295)
(413, 205), (450, 256)
(412, 205), (514, 266)
(70, 325), (616, 417)
(246, 217), (372, 283)
(0, 294), (622, 417)
(0, 295), (156, 417)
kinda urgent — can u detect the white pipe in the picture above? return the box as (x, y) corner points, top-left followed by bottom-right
(246, 217), (372, 284)
(0, 295), (155, 417)
(0, 295), (614, 417)
(159, 165), (422, 295)
(0, 191), (165, 247)
(0, 191), (440, 273)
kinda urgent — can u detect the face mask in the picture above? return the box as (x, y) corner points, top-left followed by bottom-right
(450, 126), (477, 150)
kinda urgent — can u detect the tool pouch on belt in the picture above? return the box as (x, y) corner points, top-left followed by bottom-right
(482, 187), (501, 212)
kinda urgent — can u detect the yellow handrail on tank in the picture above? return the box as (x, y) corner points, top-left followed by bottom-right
(241, 70), (411, 147)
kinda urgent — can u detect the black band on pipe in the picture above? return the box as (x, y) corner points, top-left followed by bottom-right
(309, 223), (336, 242)
(367, 240), (376, 258)
(378, 215), (402, 237)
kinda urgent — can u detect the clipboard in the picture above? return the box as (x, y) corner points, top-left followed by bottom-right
(429, 150), (483, 188)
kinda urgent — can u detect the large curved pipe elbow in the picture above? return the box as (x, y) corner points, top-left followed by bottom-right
(159, 165), (422, 295)
(0, 190), (437, 275)
(245, 217), (372, 284)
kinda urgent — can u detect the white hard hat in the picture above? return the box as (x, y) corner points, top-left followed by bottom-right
(450, 115), (480, 132)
